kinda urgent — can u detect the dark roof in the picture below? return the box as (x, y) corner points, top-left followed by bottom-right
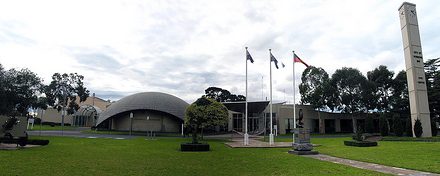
(96, 92), (189, 126)
(222, 101), (269, 114)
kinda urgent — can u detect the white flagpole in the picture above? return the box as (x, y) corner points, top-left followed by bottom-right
(245, 47), (249, 146)
(292, 51), (296, 144)
(269, 49), (274, 145)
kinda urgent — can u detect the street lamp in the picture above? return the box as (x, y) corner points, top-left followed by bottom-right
(129, 112), (133, 136)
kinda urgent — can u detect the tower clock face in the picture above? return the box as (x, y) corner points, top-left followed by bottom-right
(406, 5), (418, 25)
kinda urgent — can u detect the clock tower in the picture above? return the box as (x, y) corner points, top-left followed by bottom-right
(398, 2), (432, 137)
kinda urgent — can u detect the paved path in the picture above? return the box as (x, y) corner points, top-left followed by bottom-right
(304, 154), (439, 176)
(225, 137), (292, 148)
(28, 130), (137, 140)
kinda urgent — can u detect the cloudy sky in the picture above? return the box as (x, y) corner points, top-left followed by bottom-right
(1, 0), (439, 103)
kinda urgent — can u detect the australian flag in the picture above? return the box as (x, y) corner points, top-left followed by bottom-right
(270, 52), (279, 69)
(246, 49), (254, 63)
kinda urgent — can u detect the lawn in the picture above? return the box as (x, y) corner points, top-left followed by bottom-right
(0, 136), (386, 176)
(275, 136), (440, 173)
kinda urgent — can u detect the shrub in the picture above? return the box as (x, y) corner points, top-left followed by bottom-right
(414, 119), (423, 138)
(365, 116), (374, 133)
(379, 114), (389, 136)
(27, 139), (50, 146)
(344, 140), (377, 147)
(405, 118), (413, 137)
(393, 114), (404, 137)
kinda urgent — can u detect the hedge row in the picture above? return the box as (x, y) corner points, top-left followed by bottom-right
(344, 140), (377, 147)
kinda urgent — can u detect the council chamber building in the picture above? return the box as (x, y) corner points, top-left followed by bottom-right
(35, 91), (379, 134)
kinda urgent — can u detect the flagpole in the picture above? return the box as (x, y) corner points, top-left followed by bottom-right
(269, 49), (274, 145)
(244, 47), (249, 146)
(292, 50), (296, 144)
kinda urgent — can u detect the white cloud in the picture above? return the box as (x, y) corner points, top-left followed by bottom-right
(1, 0), (439, 103)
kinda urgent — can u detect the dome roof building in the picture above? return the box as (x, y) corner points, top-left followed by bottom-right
(96, 92), (189, 133)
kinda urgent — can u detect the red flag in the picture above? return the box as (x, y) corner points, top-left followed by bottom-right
(294, 54), (309, 67)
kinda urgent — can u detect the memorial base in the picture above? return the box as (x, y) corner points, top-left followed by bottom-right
(288, 150), (319, 155)
(293, 143), (313, 151)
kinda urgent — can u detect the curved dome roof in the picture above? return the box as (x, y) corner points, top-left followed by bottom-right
(96, 92), (189, 126)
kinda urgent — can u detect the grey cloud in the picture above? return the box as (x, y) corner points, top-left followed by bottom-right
(0, 21), (36, 45)
(75, 53), (122, 71)
(92, 90), (131, 101)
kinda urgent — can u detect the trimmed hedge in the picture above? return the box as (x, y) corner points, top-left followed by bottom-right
(344, 140), (377, 147)
(27, 139), (50, 146)
(181, 143), (209, 152)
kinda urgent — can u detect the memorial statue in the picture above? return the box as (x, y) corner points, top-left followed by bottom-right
(297, 109), (304, 128)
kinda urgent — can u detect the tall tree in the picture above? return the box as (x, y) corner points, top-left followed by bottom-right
(330, 67), (367, 132)
(299, 66), (330, 133)
(367, 65), (394, 112)
(184, 96), (228, 144)
(425, 58), (440, 122)
(389, 71), (410, 116)
(45, 73), (89, 115)
(204, 87), (245, 102)
(0, 64), (45, 116)
(330, 67), (367, 113)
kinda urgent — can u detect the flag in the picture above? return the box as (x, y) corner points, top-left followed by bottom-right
(270, 53), (279, 69)
(294, 54), (309, 67)
(246, 49), (254, 63)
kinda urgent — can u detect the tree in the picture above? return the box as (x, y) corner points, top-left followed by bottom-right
(393, 113), (404, 137)
(390, 71), (410, 116)
(379, 113), (389, 136)
(204, 87), (245, 102)
(405, 118), (413, 137)
(45, 73), (89, 115)
(299, 66), (330, 133)
(364, 115), (374, 133)
(414, 119), (423, 138)
(367, 65), (394, 112)
(424, 58), (440, 129)
(431, 117), (438, 136)
(0, 64), (45, 116)
(185, 96), (228, 144)
(330, 67), (368, 132)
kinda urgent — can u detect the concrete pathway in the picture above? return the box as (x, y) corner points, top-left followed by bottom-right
(304, 154), (439, 176)
(225, 137), (292, 148)
(27, 130), (136, 140)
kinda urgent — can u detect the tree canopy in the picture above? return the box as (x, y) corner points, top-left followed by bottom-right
(0, 64), (46, 116)
(204, 87), (245, 102)
(45, 73), (90, 115)
(299, 66), (330, 110)
(367, 65), (394, 112)
(330, 67), (367, 113)
(185, 96), (228, 143)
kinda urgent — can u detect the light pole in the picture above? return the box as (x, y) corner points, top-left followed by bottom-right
(129, 112), (133, 136)
(39, 109), (45, 136)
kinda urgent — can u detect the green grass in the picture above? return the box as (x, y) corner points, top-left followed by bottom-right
(28, 125), (77, 131)
(0, 136), (386, 176)
(381, 136), (440, 142)
(275, 136), (440, 173)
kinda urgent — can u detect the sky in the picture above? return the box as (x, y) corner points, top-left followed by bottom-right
(1, 0), (439, 103)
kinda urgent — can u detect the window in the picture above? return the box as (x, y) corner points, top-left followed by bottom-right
(233, 113), (243, 131)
